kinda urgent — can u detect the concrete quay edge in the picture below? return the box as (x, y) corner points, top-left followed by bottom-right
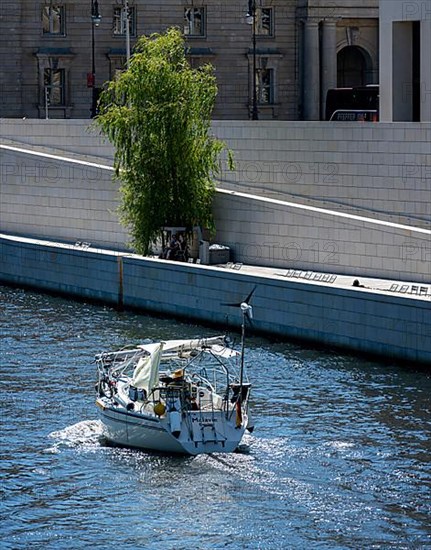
(1, 233), (430, 366)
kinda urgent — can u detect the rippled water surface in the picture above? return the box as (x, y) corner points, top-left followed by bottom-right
(1, 286), (430, 549)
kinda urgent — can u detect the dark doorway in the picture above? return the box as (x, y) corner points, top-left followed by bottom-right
(337, 46), (372, 88)
(412, 21), (421, 122)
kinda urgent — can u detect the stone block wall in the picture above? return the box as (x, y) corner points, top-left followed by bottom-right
(0, 235), (121, 304)
(0, 119), (114, 159)
(1, 234), (430, 364)
(1, 119), (430, 226)
(0, 119), (430, 282)
(0, 145), (127, 249)
(212, 120), (431, 227)
(213, 190), (431, 283)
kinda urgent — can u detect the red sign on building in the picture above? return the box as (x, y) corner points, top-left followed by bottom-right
(87, 73), (95, 88)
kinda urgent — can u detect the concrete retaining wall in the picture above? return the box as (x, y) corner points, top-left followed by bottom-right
(0, 119), (114, 160)
(0, 145), (128, 250)
(1, 234), (430, 365)
(1, 119), (430, 226)
(1, 143), (429, 283)
(213, 190), (431, 283)
(212, 120), (431, 227)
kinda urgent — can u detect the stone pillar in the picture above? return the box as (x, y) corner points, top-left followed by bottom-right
(379, 10), (393, 121)
(321, 20), (337, 120)
(303, 19), (320, 120)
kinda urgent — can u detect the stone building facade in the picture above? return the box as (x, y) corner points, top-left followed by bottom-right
(0, 0), (378, 120)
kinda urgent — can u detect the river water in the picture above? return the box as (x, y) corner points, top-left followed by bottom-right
(1, 285), (430, 549)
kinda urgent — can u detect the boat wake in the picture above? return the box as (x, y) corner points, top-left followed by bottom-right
(47, 420), (104, 452)
(199, 434), (362, 525)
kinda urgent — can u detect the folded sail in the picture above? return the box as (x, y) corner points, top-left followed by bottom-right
(132, 343), (163, 394)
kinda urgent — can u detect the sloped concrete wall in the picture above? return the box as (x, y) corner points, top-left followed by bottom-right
(212, 190), (431, 283)
(0, 144), (429, 282)
(1, 118), (430, 226)
(0, 119), (114, 159)
(212, 120), (431, 226)
(0, 145), (127, 250)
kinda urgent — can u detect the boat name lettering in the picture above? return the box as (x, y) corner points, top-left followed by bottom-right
(192, 417), (214, 426)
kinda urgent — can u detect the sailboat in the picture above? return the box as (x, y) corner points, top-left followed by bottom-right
(95, 298), (254, 455)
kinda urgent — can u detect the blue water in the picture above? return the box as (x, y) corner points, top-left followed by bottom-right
(1, 286), (430, 549)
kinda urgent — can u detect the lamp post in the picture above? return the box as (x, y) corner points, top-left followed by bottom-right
(124, 0), (131, 68)
(91, 0), (101, 118)
(246, 0), (258, 120)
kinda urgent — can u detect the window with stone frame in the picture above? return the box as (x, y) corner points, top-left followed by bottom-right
(256, 67), (274, 104)
(36, 50), (74, 117)
(184, 7), (205, 37)
(188, 55), (213, 69)
(113, 6), (136, 37)
(44, 68), (66, 105)
(247, 52), (282, 115)
(42, 5), (65, 35)
(254, 7), (273, 37)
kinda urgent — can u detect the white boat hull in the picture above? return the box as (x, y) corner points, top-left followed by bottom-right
(97, 399), (247, 455)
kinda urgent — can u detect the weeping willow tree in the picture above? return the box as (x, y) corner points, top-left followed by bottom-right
(95, 27), (233, 255)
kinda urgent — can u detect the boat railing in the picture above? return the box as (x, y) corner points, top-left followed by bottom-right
(140, 375), (228, 416)
(97, 348), (145, 378)
(96, 341), (249, 418)
(182, 349), (237, 396)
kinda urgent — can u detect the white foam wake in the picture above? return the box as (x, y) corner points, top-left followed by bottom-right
(47, 419), (104, 451)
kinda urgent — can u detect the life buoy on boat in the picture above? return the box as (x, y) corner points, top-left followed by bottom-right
(169, 411), (181, 437)
(154, 402), (166, 417)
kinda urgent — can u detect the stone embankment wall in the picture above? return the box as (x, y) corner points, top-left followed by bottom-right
(212, 120), (431, 228)
(213, 190), (430, 283)
(1, 118), (430, 227)
(0, 144), (127, 250)
(0, 139), (429, 282)
(1, 234), (430, 365)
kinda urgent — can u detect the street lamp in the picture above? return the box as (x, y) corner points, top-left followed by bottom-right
(246, 0), (258, 120)
(124, 0), (131, 68)
(90, 0), (101, 118)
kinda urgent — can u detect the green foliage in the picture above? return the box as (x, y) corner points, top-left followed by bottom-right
(95, 27), (233, 254)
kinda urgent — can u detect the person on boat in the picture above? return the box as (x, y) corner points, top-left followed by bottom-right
(190, 398), (199, 411)
(168, 369), (185, 386)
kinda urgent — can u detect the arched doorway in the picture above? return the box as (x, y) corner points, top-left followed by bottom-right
(337, 46), (372, 87)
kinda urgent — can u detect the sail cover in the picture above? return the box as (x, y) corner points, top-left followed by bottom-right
(138, 336), (226, 354)
(132, 343), (163, 394)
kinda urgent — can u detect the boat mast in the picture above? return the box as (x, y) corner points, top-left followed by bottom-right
(239, 300), (253, 389)
(240, 305), (246, 388)
(222, 286), (255, 391)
